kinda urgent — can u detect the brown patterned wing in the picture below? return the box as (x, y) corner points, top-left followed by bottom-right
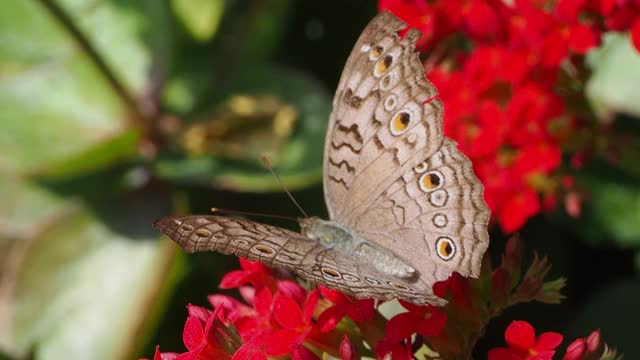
(323, 11), (444, 222)
(154, 215), (445, 305)
(353, 139), (490, 292)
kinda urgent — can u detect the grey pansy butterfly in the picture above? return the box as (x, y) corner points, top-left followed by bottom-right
(154, 11), (490, 306)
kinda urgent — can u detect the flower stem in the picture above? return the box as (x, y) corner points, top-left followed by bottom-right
(35, 0), (149, 130)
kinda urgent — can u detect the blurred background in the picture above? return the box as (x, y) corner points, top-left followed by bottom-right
(1, 0), (639, 359)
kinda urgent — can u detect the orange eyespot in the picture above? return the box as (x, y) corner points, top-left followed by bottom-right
(414, 162), (428, 173)
(371, 45), (383, 59)
(376, 55), (393, 75)
(419, 171), (442, 191)
(390, 112), (411, 134)
(436, 237), (455, 260)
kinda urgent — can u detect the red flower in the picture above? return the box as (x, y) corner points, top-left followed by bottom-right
(267, 290), (320, 355)
(488, 321), (563, 360)
(385, 301), (447, 341)
(499, 189), (541, 232)
(179, 305), (233, 360)
(231, 288), (319, 357)
(562, 329), (601, 360)
(632, 18), (640, 53)
(340, 336), (359, 360)
(316, 285), (375, 332)
(433, 272), (473, 309)
(219, 258), (275, 290)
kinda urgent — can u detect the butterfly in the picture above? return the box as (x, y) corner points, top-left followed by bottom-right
(154, 11), (490, 306)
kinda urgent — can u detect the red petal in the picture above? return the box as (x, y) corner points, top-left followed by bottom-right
(529, 351), (556, 360)
(543, 30), (569, 67)
(160, 353), (180, 360)
(238, 286), (256, 304)
(569, 24), (598, 54)
(239, 257), (268, 272)
(273, 294), (305, 329)
(535, 331), (563, 351)
(340, 336), (357, 360)
(302, 290), (320, 320)
(187, 304), (212, 324)
(488, 347), (521, 360)
(266, 328), (300, 356)
(318, 285), (347, 305)
(292, 345), (320, 360)
(416, 307), (448, 337)
(562, 338), (586, 360)
(253, 287), (273, 316)
(182, 316), (205, 350)
(277, 280), (307, 305)
(586, 329), (601, 351)
(316, 306), (345, 333)
(175, 348), (203, 360)
(499, 190), (541, 233)
(345, 298), (375, 323)
(504, 321), (536, 353)
(219, 270), (251, 289)
(232, 340), (267, 360)
(150, 345), (162, 360)
(385, 312), (418, 341)
(554, 0), (585, 22)
(398, 300), (427, 315)
(632, 18), (640, 53)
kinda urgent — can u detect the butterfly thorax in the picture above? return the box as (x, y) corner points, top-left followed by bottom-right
(299, 217), (416, 279)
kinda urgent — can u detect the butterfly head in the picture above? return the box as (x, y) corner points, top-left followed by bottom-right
(299, 217), (355, 250)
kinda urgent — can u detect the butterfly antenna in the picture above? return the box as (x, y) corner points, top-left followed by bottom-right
(210, 208), (298, 222)
(261, 156), (309, 218)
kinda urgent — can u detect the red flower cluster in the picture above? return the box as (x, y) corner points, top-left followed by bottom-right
(379, 0), (640, 232)
(143, 258), (447, 359)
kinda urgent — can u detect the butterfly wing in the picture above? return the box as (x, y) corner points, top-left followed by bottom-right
(352, 139), (490, 293)
(154, 215), (444, 305)
(323, 11), (444, 221)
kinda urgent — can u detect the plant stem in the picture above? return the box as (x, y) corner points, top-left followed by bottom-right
(35, 0), (149, 130)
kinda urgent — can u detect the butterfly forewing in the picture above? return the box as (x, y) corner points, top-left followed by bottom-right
(323, 12), (444, 222)
(154, 215), (445, 305)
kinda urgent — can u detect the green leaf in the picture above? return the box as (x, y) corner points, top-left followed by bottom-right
(171, 0), (224, 42)
(0, 176), (183, 359)
(586, 33), (640, 121)
(155, 66), (331, 192)
(0, 0), (170, 177)
(574, 161), (640, 247)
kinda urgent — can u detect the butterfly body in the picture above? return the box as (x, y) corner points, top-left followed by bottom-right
(299, 217), (416, 278)
(155, 11), (490, 306)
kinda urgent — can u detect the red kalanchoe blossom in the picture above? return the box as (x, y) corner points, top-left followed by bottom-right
(385, 300), (447, 341)
(380, 0), (639, 232)
(339, 336), (359, 360)
(230, 288), (319, 357)
(489, 320), (563, 360)
(562, 329), (602, 360)
(316, 285), (375, 332)
(267, 290), (320, 355)
(219, 258), (275, 290)
(179, 305), (233, 360)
